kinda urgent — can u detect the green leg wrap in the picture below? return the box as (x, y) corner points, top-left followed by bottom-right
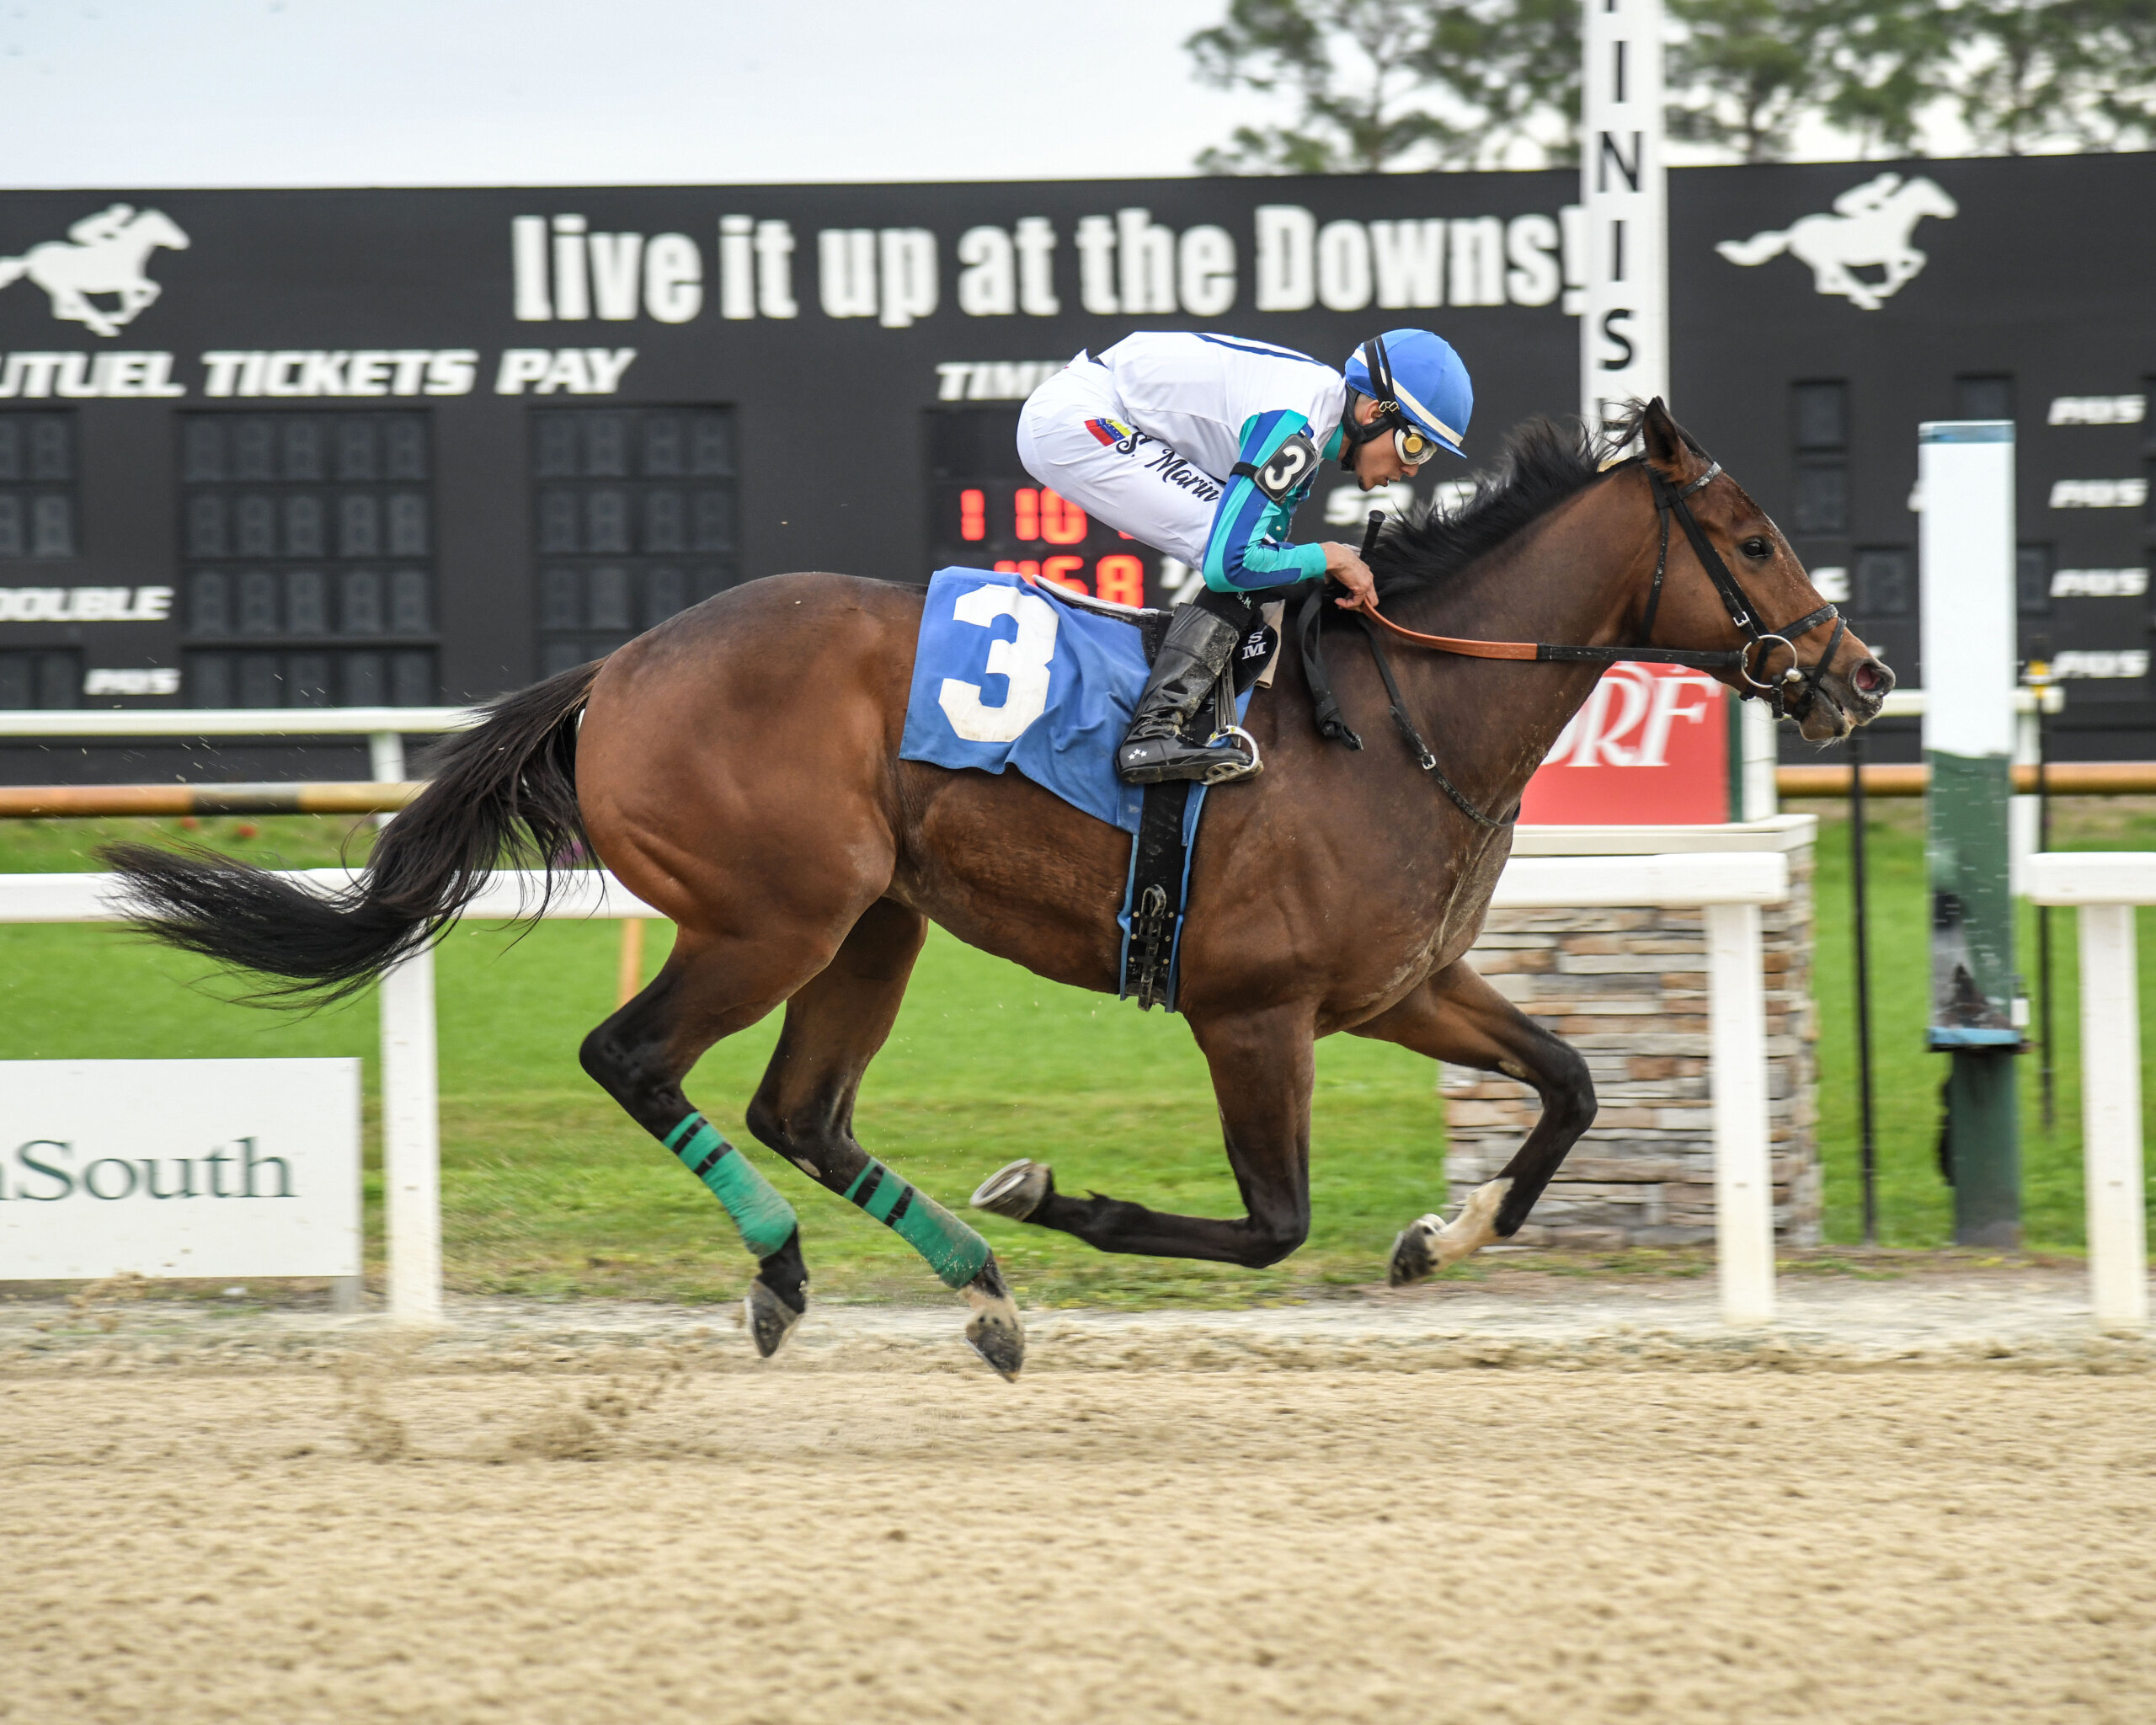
(663, 1113), (798, 1260)
(841, 1157), (991, 1290)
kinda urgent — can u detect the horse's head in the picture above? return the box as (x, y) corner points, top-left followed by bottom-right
(1633, 398), (1893, 742)
(131, 210), (190, 253)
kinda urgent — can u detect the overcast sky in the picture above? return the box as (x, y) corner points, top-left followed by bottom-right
(1, 0), (1267, 187)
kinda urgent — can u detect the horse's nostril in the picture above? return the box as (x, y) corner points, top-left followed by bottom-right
(1851, 659), (1892, 696)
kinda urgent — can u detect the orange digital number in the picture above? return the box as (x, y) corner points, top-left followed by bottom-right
(1039, 489), (1088, 545)
(1014, 488), (1039, 542)
(959, 489), (986, 542)
(1040, 555), (1086, 593)
(1095, 554), (1145, 607)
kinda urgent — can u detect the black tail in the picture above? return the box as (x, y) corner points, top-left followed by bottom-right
(103, 660), (606, 1002)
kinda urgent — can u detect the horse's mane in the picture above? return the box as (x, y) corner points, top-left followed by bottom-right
(1369, 404), (1680, 600)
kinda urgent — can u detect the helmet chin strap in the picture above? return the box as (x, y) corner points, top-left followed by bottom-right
(1338, 332), (1407, 471)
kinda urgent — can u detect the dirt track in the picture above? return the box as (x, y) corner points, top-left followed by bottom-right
(4, 1295), (2155, 1723)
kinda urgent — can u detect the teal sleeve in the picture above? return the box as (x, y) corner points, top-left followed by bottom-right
(1199, 410), (1331, 592)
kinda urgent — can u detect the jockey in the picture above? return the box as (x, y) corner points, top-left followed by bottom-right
(1017, 328), (1473, 785)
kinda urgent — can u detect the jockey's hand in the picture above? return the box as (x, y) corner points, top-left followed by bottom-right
(1322, 542), (1380, 614)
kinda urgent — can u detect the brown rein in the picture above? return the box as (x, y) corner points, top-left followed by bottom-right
(1291, 454), (1847, 829)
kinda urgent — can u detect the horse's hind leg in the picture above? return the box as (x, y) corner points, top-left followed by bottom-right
(1352, 959), (1597, 1284)
(744, 899), (1022, 1377)
(978, 1002), (1317, 1269)
(579, 935), (825, 1357)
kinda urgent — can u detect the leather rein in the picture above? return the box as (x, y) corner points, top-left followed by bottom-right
(1295, 453), (1848, 830)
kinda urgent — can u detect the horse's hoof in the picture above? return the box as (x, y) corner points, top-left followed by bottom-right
(960, 1258), (1025, 1381)
(744, 1279), (805, 1359)
(971, 1158), (1051, 1221)
(1387, 1180), (1513, 1287)
(964, 1310), (1026, 1380)
(1388, 1214), (1443, 1287)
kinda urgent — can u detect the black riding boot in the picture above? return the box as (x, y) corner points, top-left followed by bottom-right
(1115, 602), (1258, 785)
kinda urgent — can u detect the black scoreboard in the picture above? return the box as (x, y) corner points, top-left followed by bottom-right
(0, 157), (2151, 779)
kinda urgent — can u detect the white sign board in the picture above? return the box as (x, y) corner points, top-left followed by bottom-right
(0, 1059), (360, 1279)
(1919, 420), (2018, 760)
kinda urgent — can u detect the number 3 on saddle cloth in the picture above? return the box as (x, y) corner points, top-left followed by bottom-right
(898, 567), (1281, 1012)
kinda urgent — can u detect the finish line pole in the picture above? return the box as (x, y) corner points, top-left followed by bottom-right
(1920, 419), (2023, 1247)
(1581, 0), (1668, 433)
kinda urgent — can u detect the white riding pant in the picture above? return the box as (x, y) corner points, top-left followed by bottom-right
(1016, 360), (1224, 571)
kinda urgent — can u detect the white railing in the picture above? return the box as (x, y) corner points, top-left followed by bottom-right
(2027, 853), (2153, 1333)
(5, 853), (1790, 1325)
(0, 704), (479, 788)
(0, 706), (477, 737)
(1493, 851), (1786, 1324)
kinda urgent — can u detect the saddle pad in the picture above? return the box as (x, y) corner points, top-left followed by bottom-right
(899, 567), (1151, 834)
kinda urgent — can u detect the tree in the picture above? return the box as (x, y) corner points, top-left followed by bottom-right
(1664, 0), (1843, 164)
(1186, 0), (1569, 171)
(1187, 0), (2156, 169)
(1942, 0), (2156, 154)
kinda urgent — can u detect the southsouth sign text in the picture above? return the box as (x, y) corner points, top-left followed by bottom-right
(2, 1136), (295, 1202)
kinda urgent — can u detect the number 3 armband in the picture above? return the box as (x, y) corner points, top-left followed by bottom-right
(1233, 430), (1320, 503)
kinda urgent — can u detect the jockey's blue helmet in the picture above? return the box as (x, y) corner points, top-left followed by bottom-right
(1342, 328), (1473, 462)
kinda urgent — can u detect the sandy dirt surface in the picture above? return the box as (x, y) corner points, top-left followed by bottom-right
(4, 1275), (2155, 1724)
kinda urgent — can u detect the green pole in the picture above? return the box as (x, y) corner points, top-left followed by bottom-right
(1919, 420), (2022, 1247)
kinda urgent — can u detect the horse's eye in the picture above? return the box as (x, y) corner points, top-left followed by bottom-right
(1740, 536), (1771, 559)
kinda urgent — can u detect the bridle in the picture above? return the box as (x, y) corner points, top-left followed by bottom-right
(1296, 450), (1849, 828)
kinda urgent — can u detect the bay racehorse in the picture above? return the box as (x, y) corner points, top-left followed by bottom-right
(107, 400), (1892, 1375)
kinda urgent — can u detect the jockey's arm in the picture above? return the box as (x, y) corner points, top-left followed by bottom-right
(1200, 410), (1376, 611)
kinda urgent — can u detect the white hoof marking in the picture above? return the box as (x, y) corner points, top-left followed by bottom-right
(1390, 1178), (1513, 1284)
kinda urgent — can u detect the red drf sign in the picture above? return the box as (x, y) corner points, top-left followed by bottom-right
(1518, 662), (1732, 825)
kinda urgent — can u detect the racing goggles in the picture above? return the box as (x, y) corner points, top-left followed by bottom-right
(1391, 423), (1443, 467)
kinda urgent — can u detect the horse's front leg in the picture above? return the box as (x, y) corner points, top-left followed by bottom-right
(974, 1002), (1314, 1268)
(1352, 959), (1596, 1284)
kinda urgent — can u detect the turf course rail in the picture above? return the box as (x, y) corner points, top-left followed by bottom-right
(1779, 761), (2156, 798)
(6, 763), (2155, 818)
(0, 782), (424, 817)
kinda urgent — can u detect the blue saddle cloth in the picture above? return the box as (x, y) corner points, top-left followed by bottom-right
(899, 566), (1155, 833)
(900, 567), (1248, 1011)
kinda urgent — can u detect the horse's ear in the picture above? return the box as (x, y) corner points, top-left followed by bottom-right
(1639, 398), (1700, 483)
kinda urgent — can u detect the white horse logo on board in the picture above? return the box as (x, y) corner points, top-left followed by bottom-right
(1716, 174), (1958, 311)
(0, 204), (191, 338)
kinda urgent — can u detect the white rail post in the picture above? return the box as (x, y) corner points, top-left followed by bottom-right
(367, 728), (406, 792)
(334, 726), (411, 1318)
(379, 944), (442, 1324)
(1706, 900), (1775, 1322)
(2077, 903), (2148, 1332)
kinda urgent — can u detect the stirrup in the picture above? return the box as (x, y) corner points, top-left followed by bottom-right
(1117, 728), (1262, 785)
(1203, 724), (1262, 783)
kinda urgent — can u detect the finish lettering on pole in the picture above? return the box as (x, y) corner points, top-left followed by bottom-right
(1580, 0), (1668, 435)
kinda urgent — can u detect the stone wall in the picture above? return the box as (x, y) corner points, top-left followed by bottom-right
(1440, 820), (1820, 1248)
